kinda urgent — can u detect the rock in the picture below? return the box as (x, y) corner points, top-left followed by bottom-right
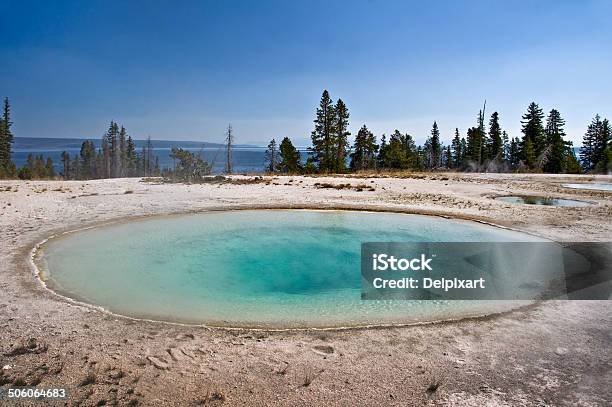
(167, 348), (184, 362)
(147, 356), (169, 370)
(313, 345), (334, 355)
(555, 347), (568, 355)
(2, 365), (11, 371)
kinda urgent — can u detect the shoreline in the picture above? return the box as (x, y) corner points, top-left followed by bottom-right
(30, 207), (540, 331)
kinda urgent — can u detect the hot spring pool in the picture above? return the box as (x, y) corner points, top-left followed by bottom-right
(496, 196), (593, 207)
(37, 210), (545, 328)
(563, 183), (612, 191)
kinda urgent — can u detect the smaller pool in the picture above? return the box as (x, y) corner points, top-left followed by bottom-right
(496, 196), (593, 207)
(563, 183), (612, 191)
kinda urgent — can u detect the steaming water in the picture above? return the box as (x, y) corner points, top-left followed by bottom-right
(496, 196), (593, 207)
(563, 183), (612, 191)
(38, 210), (544, 328)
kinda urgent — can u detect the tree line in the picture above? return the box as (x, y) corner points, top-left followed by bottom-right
(58, 122), (161, 180)
(264, 90), (610, 174)
(1, 94), (611, 180)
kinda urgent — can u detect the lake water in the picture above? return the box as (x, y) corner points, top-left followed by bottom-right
(38, 210), (544, 328)
(13, 148), (308, 175)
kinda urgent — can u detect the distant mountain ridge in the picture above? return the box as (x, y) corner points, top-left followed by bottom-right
(13, 137), (261, 150)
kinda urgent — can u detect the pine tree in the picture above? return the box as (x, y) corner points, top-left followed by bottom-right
(509, 137), (521, 170)
(403, 133), (417, 168)
(444, 146), (452, 169)
(564, 142), (582, 174)
(477, 109), (486, 165)
(126, 136), (137, 176)
(80, 140), (97, 179)
(425, 121), (441, 168)
(451, 128), (462, 169)
(119, 126), (127, 177)
(264, 138), (279, 172)
(523, 137), (536, 169)
(309, 90), (336, 172)
(61, 151), (71, 179)
(333, 99), (350, 172)
(520, 102), (545, 168)
(595, 119), (611, 172)
(465, 127), (480, 164)
(501, 131), (509, 161)
(350, 125), (378, 171)
(543, 109), (567, 173)
(580, 115), (602, 172)
(487, 112), (503, 162)
(377, 134), (387, 169)
(381, 130), (410, 169)
(0, 97), (16, 177)
(279, 137), (301, 173)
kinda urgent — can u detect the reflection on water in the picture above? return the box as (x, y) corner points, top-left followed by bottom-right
(496, 196), (593, 207)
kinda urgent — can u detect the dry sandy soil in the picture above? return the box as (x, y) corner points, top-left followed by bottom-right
(0, 173), (611, 406)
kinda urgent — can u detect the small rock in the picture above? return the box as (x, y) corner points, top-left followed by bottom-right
(167, 348), (184, 362)
(2, 365), (12, 371)
(555, 347), (568, 355)
(313, 345), (334, 355)
(147, 356), (169, 370)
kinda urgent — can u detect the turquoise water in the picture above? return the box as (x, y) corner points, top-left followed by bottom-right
(39, 210), (543, 328)
(563, 183), (612, 191)
(496, 196), (593, 207)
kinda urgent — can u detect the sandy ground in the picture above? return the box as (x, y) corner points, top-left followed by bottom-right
(0, 172), (611, 406)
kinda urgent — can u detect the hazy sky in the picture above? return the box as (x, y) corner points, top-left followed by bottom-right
(1, 0), (610, 147)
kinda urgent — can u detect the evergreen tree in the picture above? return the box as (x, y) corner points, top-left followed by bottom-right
(444, 146), (452, 169)
(580, 115), (602, 172)
(61, 151), (71, 179)
(595, 119), (611, 172)
(564, 142), (582, 174)
(80, 140), (97, 179)
(509, 137), (521, 170)
(403, 133), (417, 168)
(451, 128), (462, 168)
(543, 109), (567, 173)
(425, 121), (441, 168)
(381, 130), (410, 169)
(487, 112), (503, 162)
(520, 102), (545, 168)
(477, 109), (486, 165)
(125, 136), (137, 176)
(501, 131), (510, 161)
(278, 137), (301, 173)
(350, 125), (378, 171)
(309, 90), (336, 172)
(465, 127), (480, 164)
(118, 126), (127, 177)
(377, 134), (387, 169)
(0, 97), (16, 177)
(264, 138), (279, 172)
(523, 138), (536, 170)
(333, 99), (350, 172)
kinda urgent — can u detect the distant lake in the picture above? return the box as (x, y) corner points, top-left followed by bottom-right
(12, 147), (309, 175)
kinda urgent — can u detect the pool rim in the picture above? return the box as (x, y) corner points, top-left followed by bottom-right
(29, 205), (549, 331)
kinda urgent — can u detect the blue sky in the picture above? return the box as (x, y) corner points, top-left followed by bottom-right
(1, 0), (610, 147)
